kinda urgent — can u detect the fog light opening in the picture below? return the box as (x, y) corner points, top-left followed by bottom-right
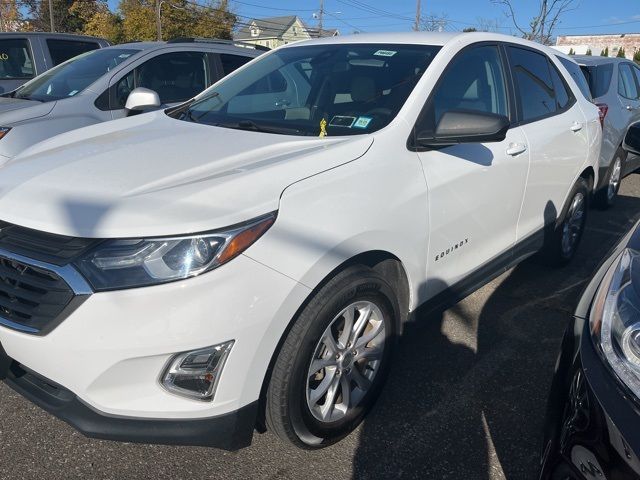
(160, 341), (234, 401)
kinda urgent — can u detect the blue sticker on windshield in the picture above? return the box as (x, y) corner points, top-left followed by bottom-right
(353, 116), (373, 129)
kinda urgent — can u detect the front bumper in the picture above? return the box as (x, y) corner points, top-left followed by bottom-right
(2, 357), (257, 449)
(540, 223), (640, 478)
(0, 253), (311, 447)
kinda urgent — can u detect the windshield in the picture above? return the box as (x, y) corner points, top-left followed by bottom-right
(13, 48), (140, 102)
(173, 43), (441, 136)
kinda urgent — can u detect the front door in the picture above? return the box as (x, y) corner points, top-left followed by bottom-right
(414, 44), (529, 298)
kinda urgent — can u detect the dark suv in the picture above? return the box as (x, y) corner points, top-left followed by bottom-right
(0, 32), (109, 93)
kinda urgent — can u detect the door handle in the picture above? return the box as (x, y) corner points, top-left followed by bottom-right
(506, 143), (527, 156)
(570, 122), (583, 132)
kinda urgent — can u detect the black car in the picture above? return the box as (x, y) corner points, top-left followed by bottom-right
(540, 123), (640, 479)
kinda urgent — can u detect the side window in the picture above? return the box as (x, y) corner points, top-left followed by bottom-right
(239, 70), (287, 95)
(219, 54), (252, 76)
(618, 64), (639, 100)
(633, 65), (640, 95)
(549, 63), (572, 110)
(0, 39), (34, 79)
(417, 45), (508, 136)
(557, 56), (592, 101)
(113, 70), (135, 109)
(136, 51), (208, 104)
(508, 46), (556, 122)
(47, 40), (100, 66)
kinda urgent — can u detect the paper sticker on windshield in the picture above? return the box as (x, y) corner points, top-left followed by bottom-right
(353, 116), (373, 129)
(329, 115), (356, 128)
(374, 50), (397, 57)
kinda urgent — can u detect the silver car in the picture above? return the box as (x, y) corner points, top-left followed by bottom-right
(0, 39), (265, 162)
(573, 55), (640, 207)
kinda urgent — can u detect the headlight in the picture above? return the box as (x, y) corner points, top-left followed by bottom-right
(74, 212), (276, 291)
(590, 248), (640, 396)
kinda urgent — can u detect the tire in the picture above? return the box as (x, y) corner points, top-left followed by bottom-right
(595, 148), (625, 209)
(265, 265), (399, 449)
(540, 177), (589, 266)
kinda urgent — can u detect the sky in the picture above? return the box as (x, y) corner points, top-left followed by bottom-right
(204, 0), (640, 38)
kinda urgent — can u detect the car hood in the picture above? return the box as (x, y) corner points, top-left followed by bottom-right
(0, 111), (373, 238)
(0, 97), (55, 123)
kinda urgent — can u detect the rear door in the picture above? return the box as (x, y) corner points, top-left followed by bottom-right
(624, 63), (640, 173)
(44, 38), (101, 67)
(0, 37), (36, 93)
(508, 45), (589, 241)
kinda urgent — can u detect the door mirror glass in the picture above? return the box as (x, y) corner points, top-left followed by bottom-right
(125, 87), (161, 114)
(623, 122), (640, 155)
(417, 110), (510, 147)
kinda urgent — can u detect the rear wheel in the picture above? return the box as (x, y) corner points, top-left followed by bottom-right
(540, 177), (589, 266)
(265, 265), (398, 449)
(595, 149), (624, 209)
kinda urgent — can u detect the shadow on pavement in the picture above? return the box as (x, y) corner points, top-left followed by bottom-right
(352, 189), (640, 480)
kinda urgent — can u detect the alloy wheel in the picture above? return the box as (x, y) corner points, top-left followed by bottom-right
(561, 192), (585, 257)
(306, 301), (386, 423)
(607, 157), (622, 202)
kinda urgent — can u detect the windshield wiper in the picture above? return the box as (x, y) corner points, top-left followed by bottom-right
(214, 119), (304, 136)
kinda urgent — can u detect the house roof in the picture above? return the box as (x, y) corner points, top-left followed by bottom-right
(235, 15), (299, 40)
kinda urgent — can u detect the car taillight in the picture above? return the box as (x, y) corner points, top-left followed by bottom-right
(596, 103), (608, 128)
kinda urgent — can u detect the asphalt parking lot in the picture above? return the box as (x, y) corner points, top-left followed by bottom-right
(1, 175), (639, 480)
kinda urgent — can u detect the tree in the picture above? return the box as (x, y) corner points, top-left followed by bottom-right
(634, 49), (640, 64)
(70, 0), (123, 43)
(420, 13), (448, 32)
(462, 27), (477, 32)
(118, 0), (235, 42)
(0, 0), (23, 32)
(585, 48), (592, 56)
(568, 47), (575, 55)
(617, 47), (626, 58)
(601, 46), (609, 56)
(22, 0), (95, 32)
(491, 0), (578, 45)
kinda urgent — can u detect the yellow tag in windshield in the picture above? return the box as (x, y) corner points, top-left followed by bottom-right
(319, 118), (328, 138)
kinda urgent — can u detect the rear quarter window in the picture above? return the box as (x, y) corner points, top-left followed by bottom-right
(47, 39), (101, 66)
(580, 63), (613, 99)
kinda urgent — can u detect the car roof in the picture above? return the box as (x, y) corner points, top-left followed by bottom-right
(572, 55), (628, 66)
(279, 31), (558, 50)
(0, 32), (107, 42)
(106, 40), (263, 56)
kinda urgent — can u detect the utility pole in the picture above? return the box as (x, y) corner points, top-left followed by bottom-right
(318, 0), (324, 33)
(155, 0), (162, 41)
(414, 0), (421, 31)
(49, 0), (55, 32)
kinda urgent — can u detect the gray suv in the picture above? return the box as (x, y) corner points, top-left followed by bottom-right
(574, 55), (640, 207)
(0, 39), (265, 162)
(0, 32), (109, 93)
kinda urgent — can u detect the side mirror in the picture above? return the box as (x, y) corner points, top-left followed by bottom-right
(416, 110), (510, 148)
(124, 87), (161, 116)
(623, 122), (640, 156)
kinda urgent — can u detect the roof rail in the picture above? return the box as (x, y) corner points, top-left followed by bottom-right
(166, 37), (270, 51)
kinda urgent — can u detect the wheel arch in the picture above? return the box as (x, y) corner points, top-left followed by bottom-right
(254, 249), (411, 432)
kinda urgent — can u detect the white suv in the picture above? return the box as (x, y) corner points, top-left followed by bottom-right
(0, 32), (600, 450)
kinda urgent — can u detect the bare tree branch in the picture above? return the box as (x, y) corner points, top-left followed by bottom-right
(492, 0), (580, 45)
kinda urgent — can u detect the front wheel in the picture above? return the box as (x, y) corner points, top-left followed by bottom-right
(265, 265), (398, 449)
